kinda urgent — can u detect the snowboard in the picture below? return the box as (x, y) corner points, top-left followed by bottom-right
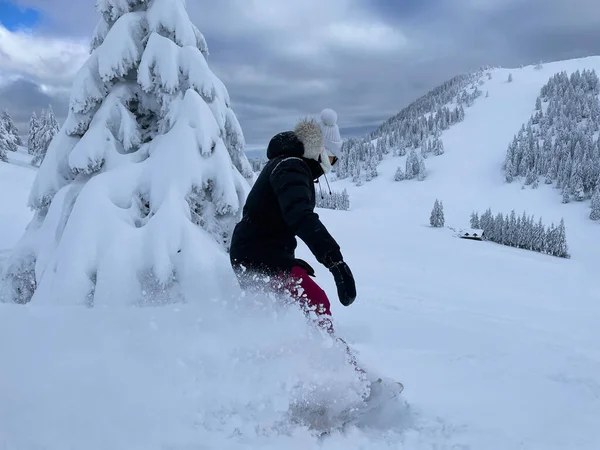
(310, 376), (405, 437)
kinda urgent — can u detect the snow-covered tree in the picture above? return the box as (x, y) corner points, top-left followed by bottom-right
(562, 185), (571, 203)
(417, 157), (427, 181)
(394, 166), (405, 181)
(430, 199), (444, 227)
(28, 112), (40, 155)
(432, 138), (444, 156)
(554, 219), (570, 258)
(1, 0), (253, 305)
(470, 211), (480, 228)
(590, 188), (600, 220)
(405, 150), (427, 181)
(0, 120), (8, 162)
(1, 110), (22, 151)
(31, 106), (60, 167)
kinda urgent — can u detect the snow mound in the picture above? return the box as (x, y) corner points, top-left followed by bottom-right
(0, 288), (412, 449)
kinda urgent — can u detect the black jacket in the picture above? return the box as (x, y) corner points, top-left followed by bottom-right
(230, 130), (342, 276)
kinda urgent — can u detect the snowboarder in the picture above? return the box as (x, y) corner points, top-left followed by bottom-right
(229, 109), (356, 336)
(230, 109), (404, 402)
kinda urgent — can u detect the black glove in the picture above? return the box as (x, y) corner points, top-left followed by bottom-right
(294, 258), (315, 277)
(329, 261), (356, 306)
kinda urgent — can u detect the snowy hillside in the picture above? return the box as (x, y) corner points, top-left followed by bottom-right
(0, 147), (36, 252)
(1, 57), (600, 450)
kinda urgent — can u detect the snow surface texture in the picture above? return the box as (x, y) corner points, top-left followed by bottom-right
(2, 58), (600, 448)
(1, 0), (253, 306)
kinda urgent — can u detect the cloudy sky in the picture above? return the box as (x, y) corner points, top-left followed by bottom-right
(1, 0), (600, 149)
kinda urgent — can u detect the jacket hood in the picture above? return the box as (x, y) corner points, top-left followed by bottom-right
(293, 118), (323, 161)
(266, 117), (332, 174)
(266, 131), (304, 160)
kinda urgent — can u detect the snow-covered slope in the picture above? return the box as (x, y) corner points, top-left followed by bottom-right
(2, 145), (35, 171)
(0, 148), (35, 252)
(1, 57), (600, 450)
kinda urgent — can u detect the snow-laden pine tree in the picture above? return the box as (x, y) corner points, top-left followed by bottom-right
(0, 120), (8, 162)
(430, 199), (444, 227)
(31, 106), (60, 167)
(393, 166), (405, 181)
(2, 0), (253, 305)
(405, 149), (426, 180)
(590, 188), (600, 220)
(562, 186), (571, 203)
(28, 112), (40, 155)
(1, 110), (22, 151)
(417, 157), (427, 181)
(554, 219), (570, 258)
(470, 211), (480, 228)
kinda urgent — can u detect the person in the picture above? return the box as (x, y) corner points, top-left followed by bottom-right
(229, 108), (356, 340)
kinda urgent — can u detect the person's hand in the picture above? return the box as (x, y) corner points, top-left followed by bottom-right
(329, 261), (356, 306)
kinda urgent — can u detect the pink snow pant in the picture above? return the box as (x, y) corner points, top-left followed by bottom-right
(274, 266), (334, 335)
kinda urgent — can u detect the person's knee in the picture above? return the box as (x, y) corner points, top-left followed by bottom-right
(305, 281), (331, 314)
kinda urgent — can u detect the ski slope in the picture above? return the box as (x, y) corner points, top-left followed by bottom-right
(1, 57), (600, 449)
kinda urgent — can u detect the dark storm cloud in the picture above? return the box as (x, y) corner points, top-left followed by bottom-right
(4, 0), (600, 146)
(0, 78), (68, 137)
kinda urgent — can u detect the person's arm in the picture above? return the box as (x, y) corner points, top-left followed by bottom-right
(269, 157), (342, 267)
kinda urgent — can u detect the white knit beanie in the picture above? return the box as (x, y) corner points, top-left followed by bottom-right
(318, 108), (343, 158)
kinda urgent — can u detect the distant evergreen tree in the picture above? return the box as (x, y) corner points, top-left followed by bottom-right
(480, 208), (493, 233)
(405, 150), (419, 179)
(545, 223), (556, 255)
(0, 120), (8, 162)
(554, 219), (570, 258)
(1, 110), (22, 151)
(507, 210), (518, 246)
(590, 188), (600, 220)
(533, 217), (545, 252)
(430, 199), (444, 227)
(28, 112), (40, 155)
(470, 211), (480, 228)
(493, 212), (504, 243)
(31, 106), (60, 167)
(525, 168), (536, 185)
(0, 110), (23, 152)
(432, 137), (444, 156)
(417, 156), (427, 181)
(561, 185), (570, 203)
(394, 166), (405, 181)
